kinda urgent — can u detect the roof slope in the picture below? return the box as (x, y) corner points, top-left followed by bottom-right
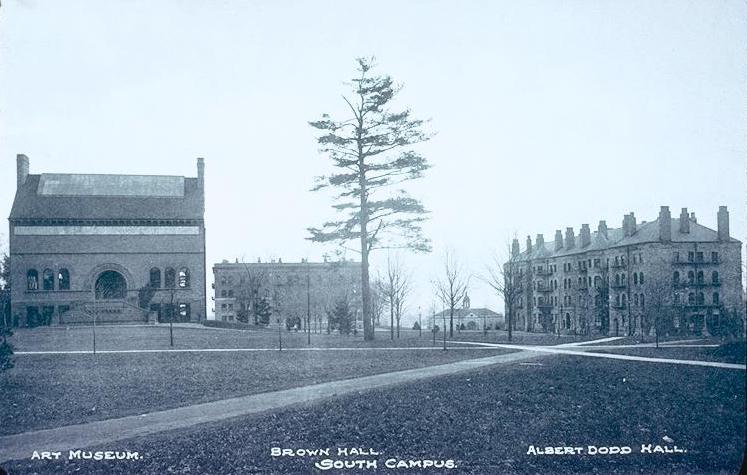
(10, 174), (203, 220)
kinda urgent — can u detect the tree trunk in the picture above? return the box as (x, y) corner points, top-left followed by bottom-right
(449, 308), (454, 337)
(390, 302), (394, 340)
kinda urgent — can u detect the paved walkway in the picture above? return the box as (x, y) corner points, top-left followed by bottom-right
(0, 349), (542, 463)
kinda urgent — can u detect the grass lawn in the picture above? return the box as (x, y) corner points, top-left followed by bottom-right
(590, 340), (746, 364)
(6, 346), (743, 475)
(1, 326), (511, 436)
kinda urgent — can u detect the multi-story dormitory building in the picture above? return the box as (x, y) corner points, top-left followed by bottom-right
(508, 206), (742, 337)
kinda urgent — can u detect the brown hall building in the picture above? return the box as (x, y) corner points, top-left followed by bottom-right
(8, 154), (206, 325)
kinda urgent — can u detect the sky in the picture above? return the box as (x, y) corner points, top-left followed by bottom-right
(1, 0), (745, 323)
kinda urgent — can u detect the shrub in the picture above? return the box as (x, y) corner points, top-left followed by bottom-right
(0, 325), (14, 372)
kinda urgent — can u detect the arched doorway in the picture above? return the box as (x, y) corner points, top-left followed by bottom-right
(95, 271), (127, 299)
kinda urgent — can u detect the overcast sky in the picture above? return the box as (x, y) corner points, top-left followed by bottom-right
(1, 0), (745, 321)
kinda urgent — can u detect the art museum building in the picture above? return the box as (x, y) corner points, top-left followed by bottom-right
(8, 154), (207, 325)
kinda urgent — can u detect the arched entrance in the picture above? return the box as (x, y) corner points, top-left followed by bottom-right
(95, 270), (127, 299)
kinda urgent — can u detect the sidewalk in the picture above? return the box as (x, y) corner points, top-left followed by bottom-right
(0, 349), (541, 463)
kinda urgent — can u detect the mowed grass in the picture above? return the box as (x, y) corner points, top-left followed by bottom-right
(8, 348), (743, 475)
(1, 326), (511, 436)
(589, 340), (746, 364)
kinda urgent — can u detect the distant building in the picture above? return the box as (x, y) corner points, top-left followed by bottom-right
(508, 206), (742, 336)
(434, 296), (504, 331)
(8, 154), (207, 325)
(212, 259), (362, 329)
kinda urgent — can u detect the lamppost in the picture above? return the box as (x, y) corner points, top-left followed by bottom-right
(418, 306), (422, 338)
(91, 279), (97, 355)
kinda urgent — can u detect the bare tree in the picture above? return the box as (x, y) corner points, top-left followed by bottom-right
(433, 250), (470, 337)
(378, 254), (410, 340)
(482, 240), (521, 341)
(237, 261), (268, 325)
(642, 269), (675, 348)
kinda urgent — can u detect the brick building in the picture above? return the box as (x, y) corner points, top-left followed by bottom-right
(212, 259), (361, 329)
(508, 206), (742, 336)
(8, 154), (206, 325)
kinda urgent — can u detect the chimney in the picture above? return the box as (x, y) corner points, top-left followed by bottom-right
(658, 206), (672, 241)
(536, 234), (545, 249)
(526, 235), (533, 254)
(511, 239), (520, 257)
(564, 227), (575, 249)
(679, 207), (690, 234)
(197, 157), (205, 187)
(689, 211), (696, 224)
(17, 154), (29, 188)
(717, 206), (730, 241)
(629, 212), (636, 235)
(598, 220), (608, 239)
(580, 224), (591, 247)
(622, 214), (631, 237)
(554, 230), (563, 251)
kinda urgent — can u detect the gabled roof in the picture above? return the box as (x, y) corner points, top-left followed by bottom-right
(10, 174), (203, 221)
(515, 215), (739, 262)
(435, 307), (502, 318)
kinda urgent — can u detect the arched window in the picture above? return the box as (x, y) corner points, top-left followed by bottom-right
(178, 268), (190, 288)
(713, 292), (719, 305)
(178, 303), (191, 322)
(696, 271), (704, 285)
(27, 269), (39, 290)
(165, 268), (176, 288)
(696, 292), (704, 305)
(687, 271), (694, 284)
(58, 268), (70, 290)
(688, 292), (695, 305)
(42, 269), (55, 290)
(639, 272), (644, 284)
(712, 271), (719, 285)
(673, 271), (680, 285)
(150, 268), (161, 288)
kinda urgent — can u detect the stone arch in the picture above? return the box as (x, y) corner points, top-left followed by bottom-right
(96, 271), (127, 299)
(84, 263), (134, 294)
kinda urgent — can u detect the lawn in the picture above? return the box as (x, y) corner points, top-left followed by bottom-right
(589, 340), (746, 364)
(6, 347), (743, 474)
(1, 326), (511, 436)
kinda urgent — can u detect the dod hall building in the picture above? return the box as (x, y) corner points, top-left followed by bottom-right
(8, 154), (206, 325)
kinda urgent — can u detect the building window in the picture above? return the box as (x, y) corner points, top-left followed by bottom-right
(687, 271), (694, 285)
(221, 290), (227, 297)
(634, 294), (639, 306)
(713, 292), (719, 305)
(712, 271), (719, 285)
(688, 251), (694, 262)
(42, 269), (55, 290)
(673, 251), (680, 262)
(695, 252), (704, 262)
(711, 252), (719, 263)
(27, 269), (39, 290)
(696, 292), (704, 305)
(639, 254), (643, 264)
(165, 268), (176, 288)
(640, 294), (644, 308)
(149, 268), (161, 288)
(221, 303), (227, 310)
(696, 271), (704, 285)
(633, 273), (638, 285)
(178, 303), (191, 321)
(639, 272), (644, 285)
(228, 289), (234, 297)
(673, 271), (680, 285)
(621, 293), (627, 308)
(178, 268), (190, 288)
(621, 273), (626, 285)
(688, 293), (695, 305)
(58, 269), (70, 290)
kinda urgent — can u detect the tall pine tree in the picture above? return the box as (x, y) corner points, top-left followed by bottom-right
(308, 57), (432, 340)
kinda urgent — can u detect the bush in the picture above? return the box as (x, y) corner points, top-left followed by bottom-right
(412, 321), (421, 330)
(432, 325), (439, 333)
(0, 325), (14, 372)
